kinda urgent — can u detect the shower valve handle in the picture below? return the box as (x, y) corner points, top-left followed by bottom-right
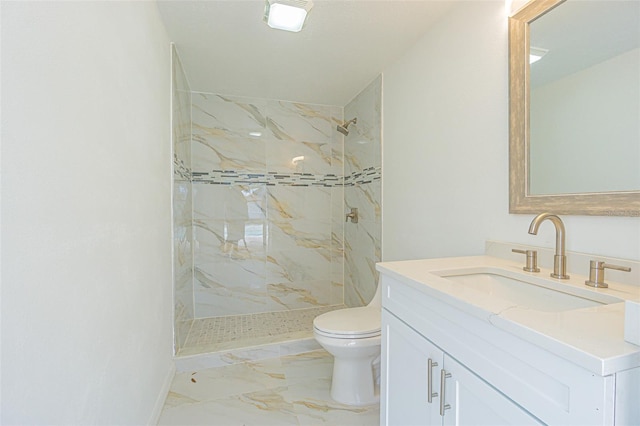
(345, 208), (358, 223)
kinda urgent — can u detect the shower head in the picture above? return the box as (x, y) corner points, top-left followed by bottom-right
(337, 117), (357, 136)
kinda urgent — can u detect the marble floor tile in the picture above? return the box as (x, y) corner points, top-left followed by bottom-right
(159, 350), (380, 426)
(169, 358), (286, 403)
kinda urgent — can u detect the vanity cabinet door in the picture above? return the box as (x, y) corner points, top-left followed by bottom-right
(383, 309), (542, 426)
(382, 310), (443, 426)
(441, 355), (543, 426)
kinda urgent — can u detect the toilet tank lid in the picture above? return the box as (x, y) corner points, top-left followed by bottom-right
(313, 307), (381, 335)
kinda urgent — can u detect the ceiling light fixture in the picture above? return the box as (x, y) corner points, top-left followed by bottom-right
(529, 46), (549, 64)
(264, 0), (313, 33)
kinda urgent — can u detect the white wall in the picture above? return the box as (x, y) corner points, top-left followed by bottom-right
(382, 1), (640, 263)
(1, 2), (174, 424)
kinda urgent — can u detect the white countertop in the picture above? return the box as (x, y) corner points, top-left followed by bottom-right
(377, 255), (640, 376)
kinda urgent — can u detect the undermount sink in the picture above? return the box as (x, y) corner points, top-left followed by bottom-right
(433, 267), (622, 313)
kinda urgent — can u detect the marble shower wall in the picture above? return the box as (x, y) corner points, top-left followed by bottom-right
(344, 76), (382, 307)
(191, 92), (344, 318)
(172, 46), (194, 352)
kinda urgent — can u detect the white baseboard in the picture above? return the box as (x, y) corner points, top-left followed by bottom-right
(148, 360), (176, 425)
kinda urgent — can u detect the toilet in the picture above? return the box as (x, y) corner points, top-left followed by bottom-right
(313, 283), (382, 406)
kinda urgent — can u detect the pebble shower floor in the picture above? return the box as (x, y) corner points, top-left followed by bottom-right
(179, 305), (346, 356)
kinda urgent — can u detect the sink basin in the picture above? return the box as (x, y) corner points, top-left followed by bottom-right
(434, 268), (620, 313)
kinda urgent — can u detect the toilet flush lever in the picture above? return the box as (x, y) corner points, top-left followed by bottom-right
(345, 208), (358, 223)
(585, 260), (631, 288)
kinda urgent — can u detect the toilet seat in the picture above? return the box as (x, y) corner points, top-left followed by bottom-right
(313, 307), (381, 339)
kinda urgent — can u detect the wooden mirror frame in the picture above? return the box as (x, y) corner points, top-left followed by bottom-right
(508, 0), (640, 217)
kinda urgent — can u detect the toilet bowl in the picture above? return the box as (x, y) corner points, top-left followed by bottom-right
(313, 284), (382, 406)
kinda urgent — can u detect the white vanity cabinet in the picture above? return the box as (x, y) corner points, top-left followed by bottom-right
(384, 309), (443, 425)
(383, 310), (542, 426)
(378, 261), (640, 426)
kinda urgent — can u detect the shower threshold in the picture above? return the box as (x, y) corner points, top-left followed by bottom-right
(177, 305), (346, 357)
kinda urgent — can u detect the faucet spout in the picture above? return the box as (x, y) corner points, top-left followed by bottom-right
(527, 213), (570, 279)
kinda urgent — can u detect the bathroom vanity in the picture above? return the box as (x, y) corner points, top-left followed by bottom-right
(377, 251), (640, 425)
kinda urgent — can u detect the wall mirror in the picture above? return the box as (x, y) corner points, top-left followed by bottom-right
(509, 0), (640, 216)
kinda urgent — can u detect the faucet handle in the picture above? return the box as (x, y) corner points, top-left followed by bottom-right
(585, 260), (631, 288)
(512, 249), (540, 273)
(345, 207), (358, 223)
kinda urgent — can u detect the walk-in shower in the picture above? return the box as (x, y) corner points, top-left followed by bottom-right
(172, 44), (382, 358)
(337, 117), (357, 136)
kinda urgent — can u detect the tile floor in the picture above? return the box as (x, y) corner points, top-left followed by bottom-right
(159, 349), (380, 425)
(179, 306), (346, 356)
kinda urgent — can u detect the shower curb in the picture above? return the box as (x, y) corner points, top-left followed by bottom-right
(174, 337), (322, 372)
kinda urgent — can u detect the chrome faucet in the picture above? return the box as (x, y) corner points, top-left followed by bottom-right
(527, 213), (570, 279)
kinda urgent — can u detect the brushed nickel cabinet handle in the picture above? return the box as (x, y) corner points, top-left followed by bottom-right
(439, 369), (452, 416)
(427, 358), (438, 403)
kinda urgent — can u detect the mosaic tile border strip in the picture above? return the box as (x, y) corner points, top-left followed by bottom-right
(192, 170), (341, 187)
(191, 166), (381, 187)
(343, 166), (381, 186)
(173, 155), (192, 181)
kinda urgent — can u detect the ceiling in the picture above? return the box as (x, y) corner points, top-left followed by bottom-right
(156, 0), (455, 106)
